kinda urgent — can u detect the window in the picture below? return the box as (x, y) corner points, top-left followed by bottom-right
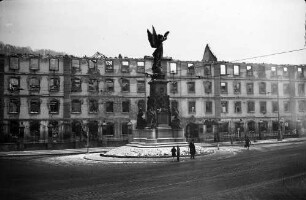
(260, 101), (266, 113)
(187, 63), (194, 75)
(247, 101), (255, 113)
(298, 83), (305, 96)
(89, 99), (98, 113)
(88, 79), (99, 92)
(72, 59), (80, 71)
(8, 77), (20, 92)
(122, 101), (130, 113)
(50, 77), (60, 92)
(298, 100), (306, 112)
(204, 81), (212, 94)
(88, 60), (97, 72)
(204, 65), (211, 76)
(284, 101), (290, 112)
(247, 66), (253, 76)
(104, 122), (114, 136)
(233, 82), (241, 94)
(170, 81), (178, 93)
(105, 101), (114, 113)
(234, 65), (240, 76)
(105, 60), (114, 73)
(272, 101), (278, 113)
(259, 82), (266, 94)
(49, 58), (59, 71)
(121, 61), (129, 73)
(71, 78), (82, 92)
(234, 101), (241, 113)
(258, 65), (266, 78)
(220, 65), (226, 75)
(137, 61), (145, 73)
(105, 79), (114, 92)
(187, 82), (195, 93)
(49, 99), (59, 114)
(188, 101), (196, 113)
(221, 101), (228, 113)
(29, 77), (40, 91)
(9, 57), (19, 70)
(30, 58), (39, 70)
(71, 99), (82, 113)
(271, 66), (277, 77)
(272, 121), (279, 132)
(297, 67), (304, 78)
(121, 122), (129, 135)
(220, 82), (228, 94)
(170, 63), (177, 74)
(121, 79), (130, 92)
(247, 83), (254, 94)
(137, 81), (145, 93)
(206, 101), (212, 113)
(283, 83), (290, 95)
(271, 83), (278, 95)
(29, 99), (40, 114)
(283, 67), (289, 77)
(9, 98), (20, 113)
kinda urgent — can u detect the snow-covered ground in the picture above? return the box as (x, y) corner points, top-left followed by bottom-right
(104, 145), (213, 157)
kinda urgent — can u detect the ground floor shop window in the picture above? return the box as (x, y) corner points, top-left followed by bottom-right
(88, 121), (98, 140)
(29, 121), (40, 142)
(103, 122), (114, 136)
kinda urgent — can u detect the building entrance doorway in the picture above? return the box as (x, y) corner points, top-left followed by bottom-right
(185, 123), (199, 142)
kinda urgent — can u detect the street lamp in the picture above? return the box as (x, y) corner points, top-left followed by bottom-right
(277, 76), (282, 141)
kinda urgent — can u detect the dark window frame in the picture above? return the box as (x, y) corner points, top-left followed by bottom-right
(9, 57), (19, 70)
(49, 99), (60, 114)
(49, 58), (59, 71)
(8, 98), (20, 114)
(71, 99), (82, 113)
(105, 60), (114, 73)
(187, 82), (195, 94)
(137, 80), (146, 93)
(121, 61), (130, 73)
(29, 99), (41, 114)
(88, 99), (99, 113)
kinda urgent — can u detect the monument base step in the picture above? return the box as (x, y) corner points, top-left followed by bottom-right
(128, 139), (188, 148)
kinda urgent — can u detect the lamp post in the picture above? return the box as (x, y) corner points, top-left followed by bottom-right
(101, 120), (107, 145)
(277, 76), (282, 141)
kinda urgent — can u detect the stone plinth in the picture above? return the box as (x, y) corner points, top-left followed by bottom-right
(132, 127), (186, 146)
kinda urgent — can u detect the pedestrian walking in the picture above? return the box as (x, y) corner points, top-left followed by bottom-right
(244, 136), (251, 150)
(171, 146), (176, 162)
(176, 146), (180, 162)
(189, 141), (195, 159)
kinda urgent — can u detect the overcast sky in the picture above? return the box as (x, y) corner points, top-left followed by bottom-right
(0, 0), (305, 64)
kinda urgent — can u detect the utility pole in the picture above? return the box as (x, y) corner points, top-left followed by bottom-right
(277, 76), (282, 141)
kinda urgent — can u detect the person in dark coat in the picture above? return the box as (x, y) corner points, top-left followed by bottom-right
(189, 141), (195, 159)
(171, 146), (176, 162)
(245, 136), (251, 150)
(176, 146), (180, 162)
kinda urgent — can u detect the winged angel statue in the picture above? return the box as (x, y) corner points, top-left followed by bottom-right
(147, 26), (169, 77)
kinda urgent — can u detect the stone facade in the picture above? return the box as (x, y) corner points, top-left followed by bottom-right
(0, 53), (306, 149)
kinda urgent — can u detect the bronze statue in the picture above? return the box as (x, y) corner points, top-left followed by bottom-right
(147, 26), (169, 77)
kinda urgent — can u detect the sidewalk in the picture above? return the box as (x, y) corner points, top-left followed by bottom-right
(0, 147), (114, 157)
(0, 137), (305, 158)
(199, 137), (306, 147)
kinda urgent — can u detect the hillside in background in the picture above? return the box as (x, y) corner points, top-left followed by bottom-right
(0, 41), (66, 56)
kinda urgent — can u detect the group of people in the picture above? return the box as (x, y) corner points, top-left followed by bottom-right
(171, 141), (196, 162)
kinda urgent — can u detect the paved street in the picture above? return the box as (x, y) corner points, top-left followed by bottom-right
(1, 142), (306, 200)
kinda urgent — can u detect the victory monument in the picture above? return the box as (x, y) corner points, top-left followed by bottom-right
(103, 27), (209, 158)
(130, 26), (186, 146)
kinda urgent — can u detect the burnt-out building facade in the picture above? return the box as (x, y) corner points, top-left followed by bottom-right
(0, 52), (306, 149)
